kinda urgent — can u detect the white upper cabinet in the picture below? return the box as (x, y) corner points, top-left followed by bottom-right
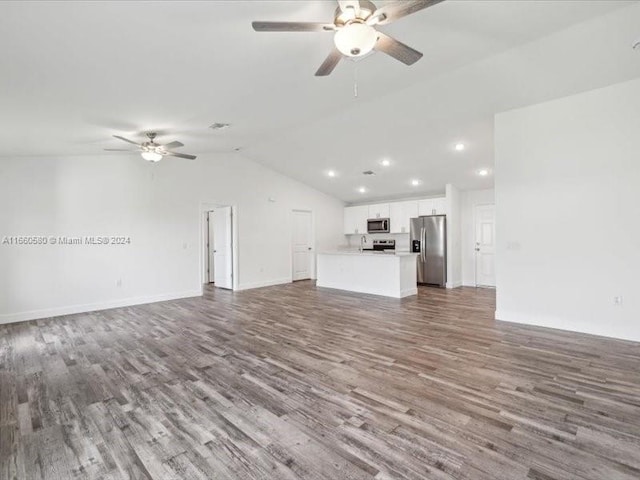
(390, 200), (418, 234)
(343, 205), (369, 235)
(418, 197), (447, 216)
(345, 196), (446, 235)
(367, 203), (390, 219)
(433, 197), (447, 215)
(418, 199), (434, 216)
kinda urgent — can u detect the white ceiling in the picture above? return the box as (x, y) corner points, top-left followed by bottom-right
(1, 1), (640, 203)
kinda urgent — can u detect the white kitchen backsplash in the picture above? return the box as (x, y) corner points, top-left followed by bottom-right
(346, 233), (411, 252)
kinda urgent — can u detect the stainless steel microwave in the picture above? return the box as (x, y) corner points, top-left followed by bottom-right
(367, 218), (390, 234)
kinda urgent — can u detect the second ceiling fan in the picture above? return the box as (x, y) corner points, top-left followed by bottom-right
(106, 132), (196, 162)
(252, 0), (444, 76)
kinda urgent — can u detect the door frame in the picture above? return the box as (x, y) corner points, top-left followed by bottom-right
(206, 210), (215, 284)
(200, 202), (239, 291)
(473, 203), (496, 288)
(291, 209), (315, 281)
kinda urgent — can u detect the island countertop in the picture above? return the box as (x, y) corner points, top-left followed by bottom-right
(317, 251), (418, 298)
(318, 250), (419, 257)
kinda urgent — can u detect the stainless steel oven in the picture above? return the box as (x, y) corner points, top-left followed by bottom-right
(367, 218), (390, 234)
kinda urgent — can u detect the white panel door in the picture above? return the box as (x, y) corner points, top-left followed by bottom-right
(475, 204), (496, 287)
(207, 211), (215, 283)
(292, 211), (313, 281)
(213, 206), (233, 289)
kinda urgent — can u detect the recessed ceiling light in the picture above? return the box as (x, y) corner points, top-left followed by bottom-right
(327, 170), (336, 177)
(358, 186), (367, 194)
(455, 143), (465, 151)
(477, 168), (490, 176)
(209, 122), (231, 130)
(411, 179), (422, 186)
(380, 159), (391, 167)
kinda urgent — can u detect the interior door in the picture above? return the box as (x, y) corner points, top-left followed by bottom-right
(212, 206), (233, 289)
(475, 204), (496, 287)
(292, 210), (312, 281)
(207, 211), (215, 283)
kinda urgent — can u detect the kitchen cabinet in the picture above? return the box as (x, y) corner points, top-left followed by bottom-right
(418, 197), (447, 216)
(318, 252), (418, 298)
(345, 196), (446, 235)
(390, 200), (418, 234)
(432, 197), (447, 215)
(368, 203), (390, 219)
(343, 205), (369, 235)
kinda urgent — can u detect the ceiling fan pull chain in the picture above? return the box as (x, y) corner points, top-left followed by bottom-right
(354, 63), (358, 98)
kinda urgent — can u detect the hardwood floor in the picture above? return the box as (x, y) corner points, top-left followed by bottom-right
(1, 282), (639, 480)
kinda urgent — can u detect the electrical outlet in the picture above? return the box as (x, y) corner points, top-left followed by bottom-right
(613, 296), (623, 306)
(116, 279), (122, 287)
(506, 241), (521, 251)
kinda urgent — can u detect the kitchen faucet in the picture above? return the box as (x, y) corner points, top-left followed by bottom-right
(359, 235), (367, 253)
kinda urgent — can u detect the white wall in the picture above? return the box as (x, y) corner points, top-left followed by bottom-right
(495, 77), (640, 342)
(0, 153), (345, 323)
(460, 189), (495, 286)
(445, 184), (462, 288)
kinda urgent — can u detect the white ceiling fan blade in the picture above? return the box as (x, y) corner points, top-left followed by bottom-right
(375, 32), (423, 65)
(252, 21), (335, 32)
(162, 140), (184, 150)
(372, 0), (444, 26)
(315, 48), (343, 77)
(112, 135), (141, 146)
(104, 148), (137, 152)
(167, 152), (197, 160)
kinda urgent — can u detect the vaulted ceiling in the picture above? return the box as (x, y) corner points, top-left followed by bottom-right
(1, 1), (639, 202)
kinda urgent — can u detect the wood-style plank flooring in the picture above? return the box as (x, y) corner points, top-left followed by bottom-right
(1, 282), (639, 480)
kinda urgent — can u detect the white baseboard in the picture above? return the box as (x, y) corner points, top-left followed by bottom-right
(0, 289), (203, 326)
(495, 310), (640, 343)
(399, 287), (418, 298)
(446, 281), (463, 289)
(461, 281), (496, 288)
(236, 277), (292, 291)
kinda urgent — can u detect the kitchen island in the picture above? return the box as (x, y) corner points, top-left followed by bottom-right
(317, 251), (418, 298)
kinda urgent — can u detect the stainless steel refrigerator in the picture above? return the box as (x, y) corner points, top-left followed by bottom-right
(410, 215), (447, 287)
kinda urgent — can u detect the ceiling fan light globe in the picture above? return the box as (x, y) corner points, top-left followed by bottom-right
(141, 151), (163, 162)
(334, 23), (378, 57)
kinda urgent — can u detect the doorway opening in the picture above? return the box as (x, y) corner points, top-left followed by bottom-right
(474, 204), (496, 288)
(203, 205), (235, 290)
(291, 210), (313, 281)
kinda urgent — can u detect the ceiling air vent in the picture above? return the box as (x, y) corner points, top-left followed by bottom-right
(209, 122), (231, 130)
(362, 170), (376, 176)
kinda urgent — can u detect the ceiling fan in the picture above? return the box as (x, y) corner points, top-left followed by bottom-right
(105, 132), (197, 162)
(252, 0), (444, 76)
